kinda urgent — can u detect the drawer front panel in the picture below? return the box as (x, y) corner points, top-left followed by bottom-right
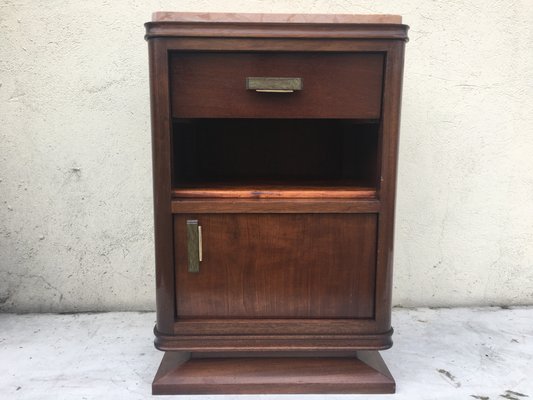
(170, 52), (384, 118)
(174, 213), (377, 319)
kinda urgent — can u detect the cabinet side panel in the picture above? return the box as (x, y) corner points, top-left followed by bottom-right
(148, 39), (175, 333)
(375, 42), (405, 332)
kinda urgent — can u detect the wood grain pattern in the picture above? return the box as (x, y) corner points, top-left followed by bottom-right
(174, 214), (377, 318)
(170, 52), (384, 118)
(152, 351), (395, 394)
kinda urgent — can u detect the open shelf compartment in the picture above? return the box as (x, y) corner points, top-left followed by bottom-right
(171, 119), (380, 199)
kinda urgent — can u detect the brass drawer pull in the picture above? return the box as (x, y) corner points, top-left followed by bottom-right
(187, 220), (202, 273)
(246, 77), (303, 93)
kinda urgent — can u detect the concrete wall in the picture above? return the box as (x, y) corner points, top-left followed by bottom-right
(1, 1), (532, 312)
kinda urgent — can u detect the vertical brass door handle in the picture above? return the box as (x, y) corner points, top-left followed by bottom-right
(198, 225), (203, 262)
(187, 220), (202, 273)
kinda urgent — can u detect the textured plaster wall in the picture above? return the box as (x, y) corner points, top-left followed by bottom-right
(1, 1), (532, 312)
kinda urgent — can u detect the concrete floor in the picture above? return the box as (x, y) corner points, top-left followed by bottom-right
(1, 307), (532, 400)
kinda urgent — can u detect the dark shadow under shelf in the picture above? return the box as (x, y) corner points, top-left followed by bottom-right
(172, 119), (380, 197)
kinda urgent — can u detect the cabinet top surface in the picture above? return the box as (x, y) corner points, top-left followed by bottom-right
(145, 12), (408, 41)
(151, 12), (402, 24)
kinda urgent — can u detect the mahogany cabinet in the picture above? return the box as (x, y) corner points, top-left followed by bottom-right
(145, 12), (408, 394)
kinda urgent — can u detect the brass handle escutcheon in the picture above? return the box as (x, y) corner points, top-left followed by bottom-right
(187, 220), (202, 273)
(246, 77), (303, 93)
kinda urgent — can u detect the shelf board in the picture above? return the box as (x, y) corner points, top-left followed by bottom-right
(172, 181), (377, 200)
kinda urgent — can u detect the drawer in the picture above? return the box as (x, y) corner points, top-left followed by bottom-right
(174, 213), (377, 319)
(169, 52), (384, 119)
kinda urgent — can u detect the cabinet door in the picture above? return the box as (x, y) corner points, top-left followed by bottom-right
(174, 214), (376, 319)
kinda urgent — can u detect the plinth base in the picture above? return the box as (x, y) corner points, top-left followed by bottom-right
(152, 351), (395, 395)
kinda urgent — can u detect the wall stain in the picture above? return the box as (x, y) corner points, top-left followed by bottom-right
(70, 167), (82, 178)
(0, 292), (11, 305)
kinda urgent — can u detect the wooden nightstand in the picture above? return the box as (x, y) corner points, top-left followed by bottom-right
(145, 12), (408, 395)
